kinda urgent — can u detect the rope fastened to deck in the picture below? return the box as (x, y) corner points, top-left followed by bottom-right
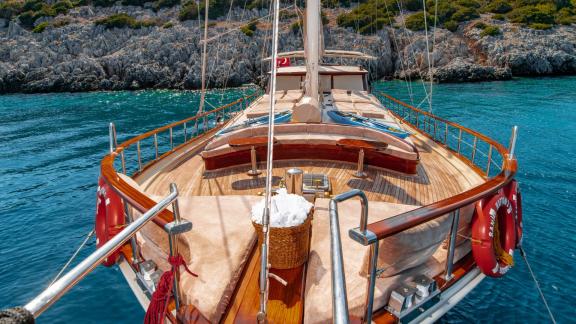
(144, 254), (198, 324)
(0, 307), (34, 324)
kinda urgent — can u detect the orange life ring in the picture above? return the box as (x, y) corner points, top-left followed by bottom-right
(471, 190), (517, 277)
(95, 176), (125, 267)
(505, 180), (523, 248)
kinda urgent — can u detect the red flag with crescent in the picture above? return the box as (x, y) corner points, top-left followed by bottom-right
(276, 57), (291, 67)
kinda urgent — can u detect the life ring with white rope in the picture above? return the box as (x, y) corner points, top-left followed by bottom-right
(471, 189), (517, 278)
(95, 176), (125, 267)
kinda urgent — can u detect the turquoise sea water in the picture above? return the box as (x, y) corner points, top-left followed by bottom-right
(0, 78), (574, 323)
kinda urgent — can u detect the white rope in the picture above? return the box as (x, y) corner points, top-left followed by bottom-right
(421, 0), (433, 112)
(379, 0), (415, 105)
(49, 230), (95, 287)
(257, 0), (281, 320)
(519, 247), (557, 324)
(395, 0), (431, 106)
(198, 0), (210, 115)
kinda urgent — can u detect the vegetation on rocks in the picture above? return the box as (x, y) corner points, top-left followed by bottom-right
(240, 20), (258, 36)
(480, 24), (501, 36)
(95, 13), (160, 29)
(337, 0), (576, 33)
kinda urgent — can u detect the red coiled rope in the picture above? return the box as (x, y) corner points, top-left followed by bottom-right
(144, 254), (198, 324)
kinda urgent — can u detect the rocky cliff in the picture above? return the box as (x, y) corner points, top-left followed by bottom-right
(0, 5), (575, 93)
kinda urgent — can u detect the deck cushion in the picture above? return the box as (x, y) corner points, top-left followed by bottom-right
(304, 199), (461, 323)
(138, 195), (261, 323)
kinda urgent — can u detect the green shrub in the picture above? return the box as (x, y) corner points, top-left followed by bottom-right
(162, 21), (174, 28)
(555, 7), (576, 24)
(451, 7), (480, 21)
(480, 24), (501, 36)
(0, 0), (24, 19)
(240, 20), (257, 37)
(507, 5), (555, 24)
(405, 11), (432, 30)
(444, 19), (458, 31)
(52, 0), (74, 15)
(290, 20), (301, 33)
(474, 21), (487, 28)
(455, 0), (481, 8)
(22, 0), (43, 12)
(528, 22), (553, 28)
(358, 17), (388, 34)
(94, 13), (158, 29)
(493, 13), (506, 20)
(337, 0), (398, 32)
(486, 0), (512, 13)
(152, 0), (180, 10)
(179, 1), (199, 21)
(32, 21), (49, 32)
(403, 0), (423, 11)
(18, 10), (37, 27)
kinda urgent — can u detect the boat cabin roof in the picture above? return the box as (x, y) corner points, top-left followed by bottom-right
(276, 65), (368, 76)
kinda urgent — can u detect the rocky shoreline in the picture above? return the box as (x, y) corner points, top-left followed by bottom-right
(0, 5), (575, 94)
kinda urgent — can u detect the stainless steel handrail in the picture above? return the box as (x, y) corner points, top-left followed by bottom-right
(24, 186), (179, 318)
(329, 189), (370, 324)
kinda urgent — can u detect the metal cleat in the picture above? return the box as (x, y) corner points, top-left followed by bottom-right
(411, 275), (437, 302)
(387, 283), (417, 315)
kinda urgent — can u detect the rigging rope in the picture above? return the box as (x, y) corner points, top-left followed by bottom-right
(257, 0), (281, 320)
(144, 254), (198, 324)
(198, 0), (210, 116)
(421, 0), (434, 112)
(49, 229), (95, 287)
(518, 246), (557, 324)
(394, 0), (431, 108)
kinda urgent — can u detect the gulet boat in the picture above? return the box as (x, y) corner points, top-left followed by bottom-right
(6, 0), (523, 323)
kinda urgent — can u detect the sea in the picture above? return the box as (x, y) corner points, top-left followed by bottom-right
(0, 77), (574, 323)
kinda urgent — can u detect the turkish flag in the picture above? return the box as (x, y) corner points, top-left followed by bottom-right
(276, 57), (290, 67)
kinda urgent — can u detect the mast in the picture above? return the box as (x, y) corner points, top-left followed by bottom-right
(292, 0), (323, 123)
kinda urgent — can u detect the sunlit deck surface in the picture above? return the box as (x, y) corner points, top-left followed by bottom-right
(131, 110), (485, 323)
(139, 128), (484, 205)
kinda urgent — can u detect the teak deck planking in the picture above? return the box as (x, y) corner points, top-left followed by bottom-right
(134, 120), (485, 324)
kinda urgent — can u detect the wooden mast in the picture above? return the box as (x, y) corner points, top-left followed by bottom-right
(292, 0), (322, 123)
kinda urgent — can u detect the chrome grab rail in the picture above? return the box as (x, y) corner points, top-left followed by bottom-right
(328, 189), (370, 324)
(24, 184), (181, 318)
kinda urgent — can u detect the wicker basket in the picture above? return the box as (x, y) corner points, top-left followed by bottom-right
(252, 212), (312, 269)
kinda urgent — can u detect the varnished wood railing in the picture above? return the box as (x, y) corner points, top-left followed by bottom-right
(351, 92), (518, 243)
(100, 90), (261, 228)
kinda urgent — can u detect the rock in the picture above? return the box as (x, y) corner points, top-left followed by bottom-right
(0, 6), (575, 93)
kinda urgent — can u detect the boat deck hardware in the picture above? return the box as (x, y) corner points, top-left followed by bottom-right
(248, 146), (262, 176)
(386, 276), (441, 319)
(303, 173), (331, 199)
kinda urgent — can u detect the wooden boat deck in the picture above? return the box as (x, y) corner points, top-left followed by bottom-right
(140, 130), (484, 206)
(135, 116), (486, 324)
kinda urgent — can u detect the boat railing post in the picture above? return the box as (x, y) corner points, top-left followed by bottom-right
(183, 122), (188, 143)
(444, 209), (460, 281)
(457, 129), (463, 154)
(153, 133), (159, 159)
(137, 141), (142, 171)
(433, 119), (437, 140)
(444, 123), (449, 145)
(124, 201), (141, 265)
(508, 125), (518, 159)
(486, 144), (493, 177)
(471, 136), (478, 164)
(169, 127), (173, 150)
(109, 123), (126, 174)
(165, 183), (191, 312)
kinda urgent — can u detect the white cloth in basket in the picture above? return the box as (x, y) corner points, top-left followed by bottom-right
(251, 188), (313, 227)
